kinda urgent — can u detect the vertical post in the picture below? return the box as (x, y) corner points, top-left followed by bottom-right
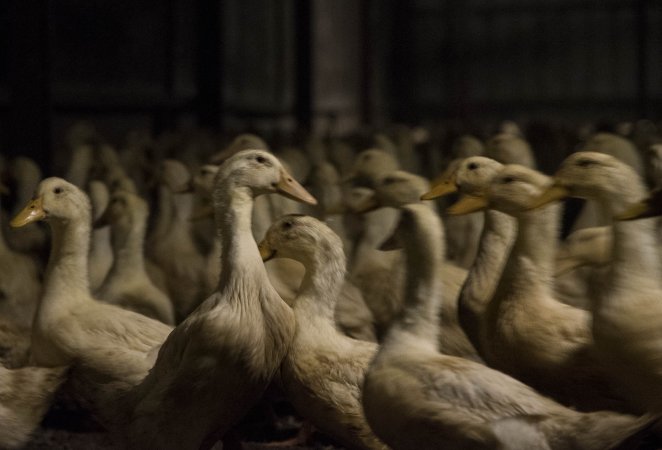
(195, 0), (222, 130)
(359, 0), (372, 126)
(635, 0), (648, 117)
(294, 0), (312, 131)
(7, 0), (51, 170)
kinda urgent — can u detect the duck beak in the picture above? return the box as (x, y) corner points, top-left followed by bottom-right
(528, 182), (570, 210)
(276, 168), (317, 205)
(189, 205), (214, 221)
(447, 194), (488, 215)
(11, 196), (46, 227)
(258, 241), (276, 261)
(421, 174), (457, 200)
(615, 198), (655, 221)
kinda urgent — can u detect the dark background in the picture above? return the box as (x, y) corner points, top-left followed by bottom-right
(2, 0), (662, 168)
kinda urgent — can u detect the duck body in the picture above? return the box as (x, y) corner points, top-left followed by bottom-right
(362, 203), (652, 450)
(532, 152), (662, 413)
(259, 215), (386, 449)
(127, 151), (311, 449)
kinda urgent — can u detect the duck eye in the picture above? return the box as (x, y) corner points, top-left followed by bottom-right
(283, 221), (293, 230)
(54, 187), (63, 194)
(256, 156), (266, 164)
(383, 177), (397, 185)
(502, 176), (515, 184)
(467, 162), (479, 170)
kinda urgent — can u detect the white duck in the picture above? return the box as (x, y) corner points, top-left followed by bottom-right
(9, 177), (173, 438)
(126, 150), (316, 450)
(95, 190), (175, 324)
(258, 214), (386, 449)
(361, 202), (655, 450)
(530, 151), (662, 414)
(443, 164), (628, 412)
(352, 170), (477, 360)
(87, 180), (114, 292)
(422, 156), (515, 357)
(147, 159), (207, 321)
(10, 177), (173, 369)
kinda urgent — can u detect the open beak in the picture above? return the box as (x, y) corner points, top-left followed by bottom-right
(528, 182), (570, 210)
(447, 194), (488, 215)
(11, 197), (46, 227)
(615, 198), (657, 221)
(275, 168), (317, 205)
(421, 174), (457, 200)
(258, 241), (276, 261)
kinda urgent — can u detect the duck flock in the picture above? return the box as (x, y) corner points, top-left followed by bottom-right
(1, 121), (662, 449)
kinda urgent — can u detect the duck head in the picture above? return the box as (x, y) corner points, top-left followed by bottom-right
(11, 177), (91, 227)
(215, 149), (317, 205)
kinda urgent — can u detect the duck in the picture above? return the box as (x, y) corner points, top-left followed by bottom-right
(0, 185), (41, 368)
(485, 133), (537, 168)
(94, 190), (175, 325)
(530, 151), (662, 413)
(6, 156), (47, 254)
(126, 150), (316, 450)
(87, 180), (114, 292)
(553, 226), (612, 310)
(442, 164), (629, 412)
(433, 157), (484, 269)
(571, 133), (645, 231)
(361, 202), (655, 450)
(351, 170), (477, 360)
(257, 214), (386, 450)
(0, 365), (69, 449)
(9, 178), (173, 367)
(147, 159), (207, 321)
(421, 156), (516, 357)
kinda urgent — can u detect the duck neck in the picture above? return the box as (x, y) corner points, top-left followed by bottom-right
(602, 191), (662, 295)
(216, 186), (271, 293)
(458, 209), (516, 342)
(384, 222), (443, 352)
(294, 249), (345, 325)
(493, 204), (559, 308)
(172, 193), (194, 226)
(45, 217), (91, 301)
(109, 220), (147, 275)
(152, 185), (174, 240)
(510, 203), (560, 285)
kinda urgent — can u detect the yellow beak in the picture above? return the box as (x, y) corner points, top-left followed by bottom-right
(421, 173), (457, 200)
(11, 197), (46, 227)
(276, 168), (317, 205)
(527, 183), (570, 210)
(615, 199), (652, 221)
(447, 194), (488, 215)
(258, 241), (276, 261)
